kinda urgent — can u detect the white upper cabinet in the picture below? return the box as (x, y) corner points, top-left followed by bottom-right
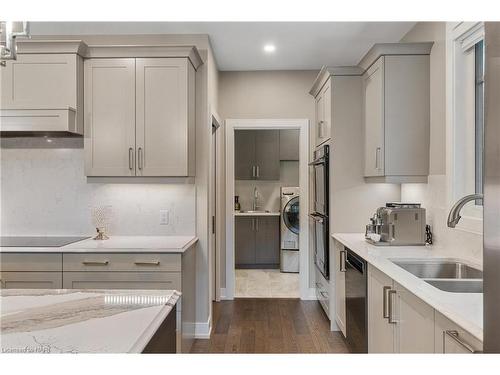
(136, 58), (195, 176)
(314, 79), (331, 147)
(0, 40), (87, 134)
(363, 58), (385, 177)
(360, 43), (432, 183)
(84, 59), (136, 176)
(83, 46), (201, 177)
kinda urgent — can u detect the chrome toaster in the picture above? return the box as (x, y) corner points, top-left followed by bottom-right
(365, 203), (427, 246)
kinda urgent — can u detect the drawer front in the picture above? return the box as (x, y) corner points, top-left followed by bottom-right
(315, 267), (330, 318)
(0, 253), (62, 272)
(63, 253), (181, 272)
(0, 271), (63, 289)
(62, 271), (181, 291)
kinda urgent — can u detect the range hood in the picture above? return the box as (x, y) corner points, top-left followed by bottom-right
(0, 39), (87, 136)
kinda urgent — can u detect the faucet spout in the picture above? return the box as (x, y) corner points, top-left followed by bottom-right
(447, 193), (483, 228)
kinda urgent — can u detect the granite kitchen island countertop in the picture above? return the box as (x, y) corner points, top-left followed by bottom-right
(0, 289), (180, 353)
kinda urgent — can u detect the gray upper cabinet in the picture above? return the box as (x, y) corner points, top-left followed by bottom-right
(255, 130), (280, 180)
(234, 130), (280, 180)
(235, 216), (280, 268)
(361, 43), (432, 183)
(85, 51), (199, 177)
(279, 129), (299, 161)
(235, 130), (256, 180)
(314, 79), (332, 147)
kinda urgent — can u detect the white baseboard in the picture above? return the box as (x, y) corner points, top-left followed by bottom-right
(301, 287), (318, 300)
(194, 317), (212, 339)
(219, 288), (233, 300)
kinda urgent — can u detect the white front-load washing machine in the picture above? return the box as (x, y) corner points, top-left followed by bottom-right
(280, 186), (300, 273)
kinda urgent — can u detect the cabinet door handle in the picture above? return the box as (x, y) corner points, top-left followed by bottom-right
(375, 147), (381, 170)
(388, 289), (397, 324)
(383, 286), (392, 319)
(134, 261), (160, 266)
(252, 165), (256, 178)
(256, 166), (260, 178)
(128, 148), (134, 170)
(318, 121), (324, 138)
(340, 250), (347, 272)
(443, 330), (480, 353)
(82, 261), (109, 266)
(138, 147), (143, 170)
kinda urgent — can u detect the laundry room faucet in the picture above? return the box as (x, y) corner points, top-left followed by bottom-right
(253, 186), (260, 211)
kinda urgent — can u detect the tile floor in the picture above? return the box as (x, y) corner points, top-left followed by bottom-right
(235, 269), (300, 298)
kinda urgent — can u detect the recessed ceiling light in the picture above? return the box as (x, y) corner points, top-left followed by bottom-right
(263, 44), (276, 53)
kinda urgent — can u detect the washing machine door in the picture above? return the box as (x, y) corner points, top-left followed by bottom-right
(283, 196), (300, 234)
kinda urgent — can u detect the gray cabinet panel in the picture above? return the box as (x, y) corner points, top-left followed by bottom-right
(255, 130), (280, 180)
(62, 271), (181, 290)
(235, 130), (256, 180)
(279, 129), (300, 161)
(255, 217), (280, 265)
(0, 272), (62, 289)
(235, 217), (256, 266)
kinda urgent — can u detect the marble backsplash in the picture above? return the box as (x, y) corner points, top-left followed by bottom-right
(0, 145), (196, 236)
(401, 175), (483, 265)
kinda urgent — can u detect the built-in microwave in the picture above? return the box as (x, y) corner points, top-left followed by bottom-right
(309, 144), (330, 280)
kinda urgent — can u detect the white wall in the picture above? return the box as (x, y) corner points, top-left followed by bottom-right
(0, 142), (195, 236)
(400, 22), (482, 264)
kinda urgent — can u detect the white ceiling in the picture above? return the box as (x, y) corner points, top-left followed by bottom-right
(29, 22), (416, 71)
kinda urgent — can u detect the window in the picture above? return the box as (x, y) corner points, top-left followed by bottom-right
(474, 40), (485, 203)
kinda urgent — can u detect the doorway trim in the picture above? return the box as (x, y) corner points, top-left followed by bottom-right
(225, 118), (310, 300)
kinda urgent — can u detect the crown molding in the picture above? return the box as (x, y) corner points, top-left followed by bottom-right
(309, 65), (364, 97)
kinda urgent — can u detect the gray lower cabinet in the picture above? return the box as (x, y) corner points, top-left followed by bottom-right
(235, 217), (256, 266)
(62, 271), (181, 290)
(0, 272), (62, 289)
(235, 216), (279, 268)
(279, 129), (300, 161)
(234, 130), (280, 180)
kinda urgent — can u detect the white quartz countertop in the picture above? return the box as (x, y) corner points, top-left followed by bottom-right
(0, 236), (198, 253)
(234, 211), (280, 216)
(0, 289), (180, 353)
(332, 233), (483, 341)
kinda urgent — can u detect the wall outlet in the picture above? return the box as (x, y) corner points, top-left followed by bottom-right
(159, 210), (169, 225)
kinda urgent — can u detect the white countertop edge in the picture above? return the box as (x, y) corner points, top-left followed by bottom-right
(0, 236), (199, 253)
(128, 291), (181, 353)
(332, 233), (483, 342)
(234, 212), (280, 216)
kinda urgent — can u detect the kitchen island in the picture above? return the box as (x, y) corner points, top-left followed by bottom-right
(0, 289), (180, 353)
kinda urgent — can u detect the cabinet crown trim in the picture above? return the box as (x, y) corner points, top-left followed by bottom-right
(15, 39), (89, 56)
(84, 45), (203, 69)
(358, 42), (434, 71)
(309, 65), (364, 97)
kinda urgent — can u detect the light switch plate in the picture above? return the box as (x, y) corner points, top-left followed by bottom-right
(159, 210), (169, 225)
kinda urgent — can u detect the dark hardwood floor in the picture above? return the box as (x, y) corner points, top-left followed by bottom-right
(190, 298), (350, 353)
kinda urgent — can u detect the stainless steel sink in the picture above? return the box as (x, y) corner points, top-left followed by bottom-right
(425, 279), (483, 293)
(391, 259), (483, 293)
(391, 260), (483, 279)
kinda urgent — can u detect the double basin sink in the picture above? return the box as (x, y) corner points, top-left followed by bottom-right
(391, 259), (483, 293)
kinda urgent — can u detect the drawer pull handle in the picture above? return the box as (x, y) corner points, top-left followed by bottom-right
(443, 330), (481, 353)
(134, 261), (160, 266)
(82, 261), (109, 266)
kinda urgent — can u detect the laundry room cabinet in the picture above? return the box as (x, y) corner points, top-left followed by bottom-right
(234, 130), (280, 180)
(84, 48), (201, 177)
(235, 216), (280, 268)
